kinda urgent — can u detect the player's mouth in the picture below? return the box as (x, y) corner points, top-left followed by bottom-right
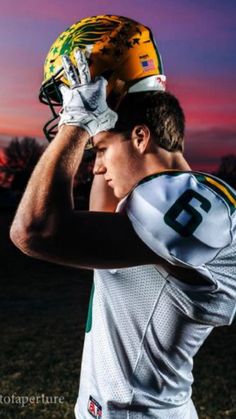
(105, 178), (113, 186)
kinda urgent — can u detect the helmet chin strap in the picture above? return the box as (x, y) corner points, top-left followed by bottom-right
(128, 75), (166, 93)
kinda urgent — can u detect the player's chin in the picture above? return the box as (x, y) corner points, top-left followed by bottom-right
(114, 186), (129, 200)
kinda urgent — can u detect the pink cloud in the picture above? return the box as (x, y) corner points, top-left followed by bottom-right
(185, 128), (236, 172)
(167, 76), (236, 130)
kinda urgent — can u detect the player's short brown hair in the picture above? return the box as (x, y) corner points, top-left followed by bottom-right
(113, 91), (185, 152)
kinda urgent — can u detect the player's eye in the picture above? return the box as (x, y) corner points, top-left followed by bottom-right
(97, 148), (106, 155)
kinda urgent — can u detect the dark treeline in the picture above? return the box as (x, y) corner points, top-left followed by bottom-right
(213, 154), (236, 189)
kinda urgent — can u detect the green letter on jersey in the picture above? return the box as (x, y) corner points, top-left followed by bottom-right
(164, 190), (211, 237)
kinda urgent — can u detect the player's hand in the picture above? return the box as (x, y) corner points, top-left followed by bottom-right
(58, 49), (118, 137)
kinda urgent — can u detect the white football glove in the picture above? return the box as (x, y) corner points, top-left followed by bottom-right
(58, 49), (118, 137)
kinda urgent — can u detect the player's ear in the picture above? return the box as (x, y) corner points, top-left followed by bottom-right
(131, 125), (151, 154)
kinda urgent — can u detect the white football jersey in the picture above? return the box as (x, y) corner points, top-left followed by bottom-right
(75, 171), (236, 419)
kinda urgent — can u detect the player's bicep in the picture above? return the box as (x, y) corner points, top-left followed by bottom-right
(89, 175), (120, 212)
(26, 211), (159, 269)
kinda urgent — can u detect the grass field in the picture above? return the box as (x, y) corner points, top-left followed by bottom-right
(0, 211), (236, 418)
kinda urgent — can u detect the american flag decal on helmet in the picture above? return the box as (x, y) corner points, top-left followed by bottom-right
(140, 58), (155, 71)
(88, 395), (102, 418)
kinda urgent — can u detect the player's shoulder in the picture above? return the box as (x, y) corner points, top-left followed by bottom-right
(126, 170), (236, 219)
(117, 170), (236, 266)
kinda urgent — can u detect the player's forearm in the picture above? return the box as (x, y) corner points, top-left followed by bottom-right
(89, 175), (120, 212)
(10, 125), (89, 251)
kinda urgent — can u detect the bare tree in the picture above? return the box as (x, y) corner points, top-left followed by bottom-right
(0, 137), (45, 192)
(0, 137), (94, 208)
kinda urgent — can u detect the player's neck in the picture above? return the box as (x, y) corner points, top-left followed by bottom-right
(143, 148), (191, 176)
(166, 152), (191, 171)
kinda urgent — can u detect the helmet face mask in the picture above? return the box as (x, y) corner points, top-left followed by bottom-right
(39, 15), (166, 142)
(39, 69), (63, 141)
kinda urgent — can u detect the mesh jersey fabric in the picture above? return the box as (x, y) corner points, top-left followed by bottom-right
(75, 171), (236, 419)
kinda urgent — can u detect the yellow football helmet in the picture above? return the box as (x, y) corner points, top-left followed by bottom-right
(39, 15), (166, 141)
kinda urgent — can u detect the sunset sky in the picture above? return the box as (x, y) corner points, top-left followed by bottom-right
(0, 0), (235, 171)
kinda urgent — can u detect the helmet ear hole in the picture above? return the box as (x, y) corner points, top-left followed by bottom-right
(107, 90), (125, 110)
(107, 78), (127, 110)
(100, 70), (113, 81)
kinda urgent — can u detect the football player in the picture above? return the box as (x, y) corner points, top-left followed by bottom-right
(11, 15), (236, 419)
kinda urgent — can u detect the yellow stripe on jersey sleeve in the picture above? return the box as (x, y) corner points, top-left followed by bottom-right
(205, 176), (236, 207)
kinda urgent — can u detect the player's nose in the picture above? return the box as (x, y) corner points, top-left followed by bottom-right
(93, 156), (106, 175)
